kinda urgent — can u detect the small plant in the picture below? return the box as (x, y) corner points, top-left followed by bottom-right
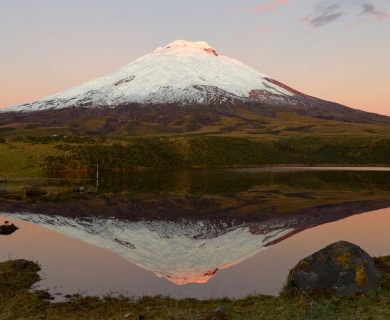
(0, 187), (9, 197)
(25, 186), (47, 198)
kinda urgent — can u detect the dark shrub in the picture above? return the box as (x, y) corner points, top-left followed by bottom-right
(0, 187), (9, 197)
(25, 186), (47, 198)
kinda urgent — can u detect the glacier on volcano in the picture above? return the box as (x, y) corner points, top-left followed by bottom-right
(5, 40), (296, 112)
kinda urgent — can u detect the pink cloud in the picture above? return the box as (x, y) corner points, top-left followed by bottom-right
(258, 26), (270, 33)
(374, 11), (390, 22)
(253, 3), (277, 14)
(253, 0), (290, 14)
(301, 14), (311, 23)
(361, 3), (390, 23)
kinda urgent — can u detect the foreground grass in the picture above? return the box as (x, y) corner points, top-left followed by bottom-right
(0, 257), (389, 320)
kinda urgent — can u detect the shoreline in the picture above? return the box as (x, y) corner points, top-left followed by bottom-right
(1, 165), (390, 181)
(1, 255), (389, 319)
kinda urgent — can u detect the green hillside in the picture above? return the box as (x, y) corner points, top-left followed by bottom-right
(0, 134), (389, 178)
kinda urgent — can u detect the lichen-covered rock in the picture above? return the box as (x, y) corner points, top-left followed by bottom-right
(285, 241), (383, 297)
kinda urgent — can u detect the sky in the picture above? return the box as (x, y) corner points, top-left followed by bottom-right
(0, 0), (389, 115)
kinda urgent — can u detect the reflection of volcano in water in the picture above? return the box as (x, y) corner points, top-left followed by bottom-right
(4, 199), (390, 285)
(4, 213), (293, 284)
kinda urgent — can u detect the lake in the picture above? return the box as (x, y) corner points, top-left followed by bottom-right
(1, 167), (390, 299)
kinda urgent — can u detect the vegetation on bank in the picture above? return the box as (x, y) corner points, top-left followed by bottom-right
(0, 256), (389, 320)
(40, 135), (390, 172)
(0, 135), (389, 177)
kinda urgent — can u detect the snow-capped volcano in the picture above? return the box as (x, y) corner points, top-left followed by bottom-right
(4, 39), (389, 125)
(5, 40), (297, 112)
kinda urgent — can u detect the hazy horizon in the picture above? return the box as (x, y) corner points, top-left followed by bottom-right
(1, 0), (389, 115)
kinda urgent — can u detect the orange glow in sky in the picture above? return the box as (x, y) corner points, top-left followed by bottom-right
(0, 0), (389, 115)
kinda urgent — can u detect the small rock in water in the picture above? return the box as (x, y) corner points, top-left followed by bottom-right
(0, 223), (18, 235)
(285, 241), (383, 297)
(73, 186), (85, 193)
(209, 305), (228, 320)
(35, 290), (54, 300)
(87, 187), (98, 194)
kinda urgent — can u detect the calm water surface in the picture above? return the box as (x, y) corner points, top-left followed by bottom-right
(1, 168), (390, 299)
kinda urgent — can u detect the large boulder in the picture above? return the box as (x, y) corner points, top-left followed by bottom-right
(285, 241), (383, 297)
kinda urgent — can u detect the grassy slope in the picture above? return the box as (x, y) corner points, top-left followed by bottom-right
(0, 142), (61, 177)
(1, 108), (389, 138)
(0, 108), (389, 177)
(0, 135), (388, 177)
(0, 257), (389, 320)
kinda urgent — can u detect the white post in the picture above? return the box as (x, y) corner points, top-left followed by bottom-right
(96, 164), (99, 191)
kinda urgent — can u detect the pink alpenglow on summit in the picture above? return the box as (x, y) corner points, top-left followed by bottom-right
(3, 40), (389, 125)
(4, 40), (298, 112)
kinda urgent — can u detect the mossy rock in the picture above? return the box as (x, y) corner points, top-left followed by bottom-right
(284, 241), (383, 297)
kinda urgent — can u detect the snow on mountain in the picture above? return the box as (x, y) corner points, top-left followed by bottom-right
(3, 213), (294, 285)
(5, 40), (296, 112)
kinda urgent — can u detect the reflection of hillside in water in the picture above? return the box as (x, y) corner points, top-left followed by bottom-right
(42, 169), (390, 222)
(3, 170), (390, 284)
(86, 169), (390, 196)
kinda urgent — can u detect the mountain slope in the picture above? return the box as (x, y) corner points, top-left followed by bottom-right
(1, 40), (389, 131)
(5, 40), (296, 111)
